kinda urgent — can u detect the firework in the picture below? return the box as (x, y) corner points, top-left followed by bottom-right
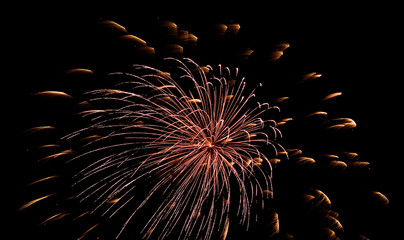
(60, 57), (282, 239)
(19, 18), (390, 240)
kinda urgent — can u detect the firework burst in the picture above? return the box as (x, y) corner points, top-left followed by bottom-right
(62, 57), (282, 239)
(18, 18), (391, 240)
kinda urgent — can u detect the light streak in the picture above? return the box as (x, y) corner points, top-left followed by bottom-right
(18, 193), (57, 211)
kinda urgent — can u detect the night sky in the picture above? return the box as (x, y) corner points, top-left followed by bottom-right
(7, 3), (400, 239)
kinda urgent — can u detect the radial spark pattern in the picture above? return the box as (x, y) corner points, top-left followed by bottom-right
(19, 18), (391, 240)
(64, 57), (282, 239)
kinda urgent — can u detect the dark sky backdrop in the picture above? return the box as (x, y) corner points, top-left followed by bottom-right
(8, 3), (400, 239)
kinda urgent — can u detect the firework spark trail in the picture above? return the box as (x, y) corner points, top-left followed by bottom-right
(64, 57), (284, 239)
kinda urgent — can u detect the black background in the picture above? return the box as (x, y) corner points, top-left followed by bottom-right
(7, 2), (400, 239)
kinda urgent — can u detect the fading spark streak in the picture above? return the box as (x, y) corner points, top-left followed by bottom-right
(27, 176), (59, 186)
(33, 91), (73, 99)
(40, 211), (70, 225)
(77, 224), (99, 240)
(19, 193), (57, 211)
(323, 92), (342, 101)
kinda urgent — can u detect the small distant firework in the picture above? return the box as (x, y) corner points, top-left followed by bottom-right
(19, 19), (389, 240)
